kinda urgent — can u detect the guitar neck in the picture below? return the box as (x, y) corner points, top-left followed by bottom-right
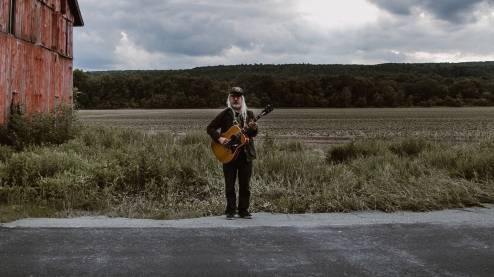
(253, 110), (270, 122)
(241, 111), (268, 133)
(239, 105), (273, 133)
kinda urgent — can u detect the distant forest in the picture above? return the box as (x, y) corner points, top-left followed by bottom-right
(73, 62), (494, 109)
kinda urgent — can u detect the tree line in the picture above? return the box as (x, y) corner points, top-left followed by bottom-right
(74, 62), (494, 109)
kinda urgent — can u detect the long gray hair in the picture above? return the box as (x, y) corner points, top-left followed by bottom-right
(226, 95), (248, 127)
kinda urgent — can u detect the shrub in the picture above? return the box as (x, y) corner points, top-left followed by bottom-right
(0, 104), (78, 150)
(326, 141), (383, 163)
(389, 138), (430, 156)
(0, 149), (85, 187)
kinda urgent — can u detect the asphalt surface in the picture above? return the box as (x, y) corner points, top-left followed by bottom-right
(1, 206), (494, 277)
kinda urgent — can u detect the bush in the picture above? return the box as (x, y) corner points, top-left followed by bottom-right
(326, 141), (383, 163)
(0, 149), (85, 187)
(0, 104), (77, 150)
(389, 138), (431, 156)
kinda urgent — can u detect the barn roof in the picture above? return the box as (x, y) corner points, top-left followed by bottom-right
(69, 0), (84, 27)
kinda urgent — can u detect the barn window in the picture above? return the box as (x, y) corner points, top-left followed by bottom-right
(8, 0), (16, 34)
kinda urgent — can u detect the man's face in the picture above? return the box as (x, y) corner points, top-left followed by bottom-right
(229, 95), (242, 110)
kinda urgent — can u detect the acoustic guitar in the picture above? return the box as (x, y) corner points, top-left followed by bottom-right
(211, 105), (274, 164)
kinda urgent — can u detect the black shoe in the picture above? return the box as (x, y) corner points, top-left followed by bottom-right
(226, 213), (235, 220)
(238, 212), (252, 219)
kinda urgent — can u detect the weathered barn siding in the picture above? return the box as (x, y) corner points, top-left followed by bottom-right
(0, 0), (82, 124)
(11, 0), (75, 57)
(1, 33), (73, 115)
(0, 1), (8, 33)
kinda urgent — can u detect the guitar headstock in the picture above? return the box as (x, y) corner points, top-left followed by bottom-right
(259, 104), (274, 117)
(253, 104), (274, 122)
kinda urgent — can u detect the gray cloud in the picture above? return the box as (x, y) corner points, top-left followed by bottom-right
(73, 0), (494, 70)
(116, 0), (318, 56)
(75, 0), (316, 69)
(369, 0), (492, 23)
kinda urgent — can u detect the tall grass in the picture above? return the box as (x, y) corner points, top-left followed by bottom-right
(1, 121), (493, 221)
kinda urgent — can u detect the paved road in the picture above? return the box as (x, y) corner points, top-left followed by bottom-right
(1, 206), (494, 277)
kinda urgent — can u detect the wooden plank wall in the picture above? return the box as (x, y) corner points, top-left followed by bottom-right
(0, 0), (8, 33)
(13, 0), (74, 58)
(0, 33), (10, 124)
(0, 0), (75, 124)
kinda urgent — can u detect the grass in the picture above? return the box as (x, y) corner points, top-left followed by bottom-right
(1, 107), (493, 222)
(1, 121), (494, 222)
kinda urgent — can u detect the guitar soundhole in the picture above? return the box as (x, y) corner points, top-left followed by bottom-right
(229, 135), (239, 144)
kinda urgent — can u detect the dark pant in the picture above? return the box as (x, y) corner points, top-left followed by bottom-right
(222, 151), (252, 215)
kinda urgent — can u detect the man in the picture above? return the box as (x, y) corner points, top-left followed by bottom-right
(207, 87), (258, 220)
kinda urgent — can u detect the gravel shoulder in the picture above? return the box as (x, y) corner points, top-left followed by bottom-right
(2, 204), (494, 228)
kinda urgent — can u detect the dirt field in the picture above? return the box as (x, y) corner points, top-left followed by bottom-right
(78, 107), (494, 144)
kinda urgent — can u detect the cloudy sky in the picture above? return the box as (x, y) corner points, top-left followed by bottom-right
(74, 0), (494, 70)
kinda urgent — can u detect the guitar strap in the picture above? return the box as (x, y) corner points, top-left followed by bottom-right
(230, 107), (244, 128)
(228, 108), (247, 158)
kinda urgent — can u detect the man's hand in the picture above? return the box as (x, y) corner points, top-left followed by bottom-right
(218, 137), (230, 145)
(248, 121), (257, 130)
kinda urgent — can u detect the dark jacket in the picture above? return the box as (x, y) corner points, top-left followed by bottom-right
(207, 108), (258, 162)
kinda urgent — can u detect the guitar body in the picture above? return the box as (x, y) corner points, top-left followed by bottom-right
(211, 125), (247, 164)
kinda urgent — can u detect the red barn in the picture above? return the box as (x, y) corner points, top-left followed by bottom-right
(0, 0), (83, 124)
